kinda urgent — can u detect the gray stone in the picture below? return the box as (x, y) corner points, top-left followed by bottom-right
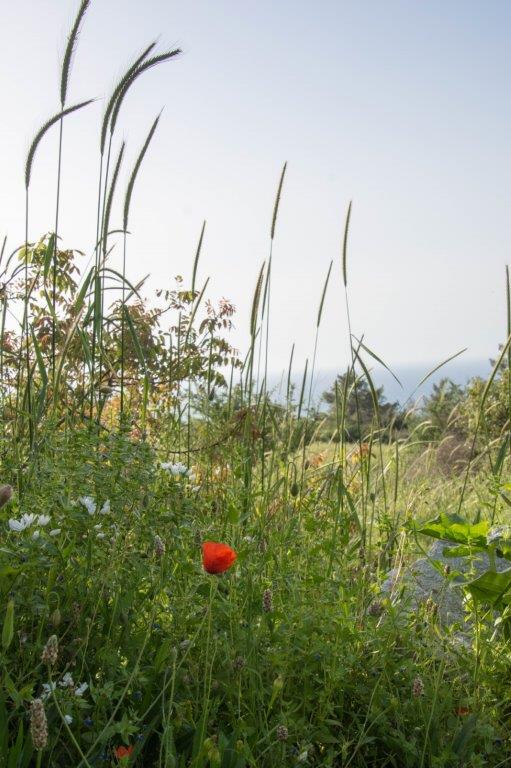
(382, 539), (510, 627)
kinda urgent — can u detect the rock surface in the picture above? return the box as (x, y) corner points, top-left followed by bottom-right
(382, 539), (510, 626)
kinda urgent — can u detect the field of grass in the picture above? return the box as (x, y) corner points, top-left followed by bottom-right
(1, 3), (511, 767)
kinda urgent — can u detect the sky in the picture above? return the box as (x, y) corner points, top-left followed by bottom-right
(1, 1), (510, 397)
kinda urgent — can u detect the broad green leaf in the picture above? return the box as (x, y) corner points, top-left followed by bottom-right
(417, 513), (489, 548)
(442, 544), (486, 558)
(465, 567), (511, 606)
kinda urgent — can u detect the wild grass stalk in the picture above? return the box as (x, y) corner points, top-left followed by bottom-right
(52, 0), (91, 380)
(22, 100), (93, 447)
(120, 114), (161, 414)
(298, 259), (333, 491)
(258, 164), (287, 493)
(4, 10), (511, 766)
(241, 263), (266, 514)
(506, 265), (511, 455)
(89, 44), (179, 416)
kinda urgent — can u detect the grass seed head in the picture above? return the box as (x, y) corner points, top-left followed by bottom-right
(0, 485), (13, 508)
(262, 588), (273, 613)
(41, 634), (58, 666)
(154, 534), (165, 557)
(30, 698), (48, 750)
(368, 600), (384, 617)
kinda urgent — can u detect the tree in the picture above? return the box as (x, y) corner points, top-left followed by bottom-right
(417, 378), (466, 440)
(322, 370), (403, 442)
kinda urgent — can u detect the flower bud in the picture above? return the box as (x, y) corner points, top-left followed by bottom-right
(0, 485), (13, 508)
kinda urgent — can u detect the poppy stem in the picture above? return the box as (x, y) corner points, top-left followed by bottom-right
(194, 578), (217, 764)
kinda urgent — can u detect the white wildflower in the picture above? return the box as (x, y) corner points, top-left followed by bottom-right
(9, 519), (26, 532)
(78, 496), (96, 516)
(60, 673), (74, 689)
(161, 461), (188, 476)
(32, 529), (40, 540)
(74, 682), (88, 697)
(99, 500), (110, 515)
(49, 529), (61, 537)
(37, 515), (51, 527)
(41, 682), (57, 700)
(96, 532), (106, 540)
(94, 524), (102, 530)
(64, 714), (73, 725)
(9, 513), (37, 532)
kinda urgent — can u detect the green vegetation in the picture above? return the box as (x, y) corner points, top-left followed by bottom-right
(0, 4), (510, 767)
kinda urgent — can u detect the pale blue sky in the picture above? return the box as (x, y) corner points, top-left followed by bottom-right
(1, 1), (510, 384)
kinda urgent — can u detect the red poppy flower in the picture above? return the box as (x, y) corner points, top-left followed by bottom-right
(455, 707), (470, 716)
(202, 541), (237, 574)
(115, 745), (134, 760)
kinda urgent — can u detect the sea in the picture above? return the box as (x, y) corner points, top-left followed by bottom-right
(267, 358), (492, 409)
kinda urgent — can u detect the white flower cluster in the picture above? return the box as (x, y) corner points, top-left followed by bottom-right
(486, 525), (511, 546)
(8, 513), (60, 538)
(78, 497), (110, 516)
(160, 462), (196, 483)
(41, 677), (88, 701)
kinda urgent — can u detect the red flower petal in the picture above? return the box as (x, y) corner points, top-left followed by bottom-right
(202, 541), (237, 574)
(115, 745), (134, 759)
(455, 707), (470, 716)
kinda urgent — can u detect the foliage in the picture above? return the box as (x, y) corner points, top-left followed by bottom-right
(1, 5), (511, 766)
(321, 371), (404, 442)
(416, 378), (466, 441)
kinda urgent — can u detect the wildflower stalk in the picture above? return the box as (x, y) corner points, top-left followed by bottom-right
(159, 649), (178, 764)
(136, 610), (209, 726)
(418, 661), (445, 768)
(77, 577), (161, 767)
(192, 577), (217, 765)
(48, 667), (92, 767)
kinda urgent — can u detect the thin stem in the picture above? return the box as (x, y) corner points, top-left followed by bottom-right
(120, 230), (127, 416)
(52, 117), (64, 383)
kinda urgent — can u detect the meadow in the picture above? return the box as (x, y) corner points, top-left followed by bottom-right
(1, 3), (511, 766)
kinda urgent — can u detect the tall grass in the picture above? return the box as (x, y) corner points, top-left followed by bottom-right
(1, 5), (511, 767)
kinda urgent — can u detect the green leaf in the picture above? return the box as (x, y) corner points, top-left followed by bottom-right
(3, 671), (22, 708)
(2, 600), (14, 651)
(124, 306), (146, 370)
(465, 567), (511, 607)
(451, 713), (478, 758)
(7, 719), (25, 768)
(442, 544), (486, 558)
(42, 234), (55, 282)
(416, 513), (489, 548)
